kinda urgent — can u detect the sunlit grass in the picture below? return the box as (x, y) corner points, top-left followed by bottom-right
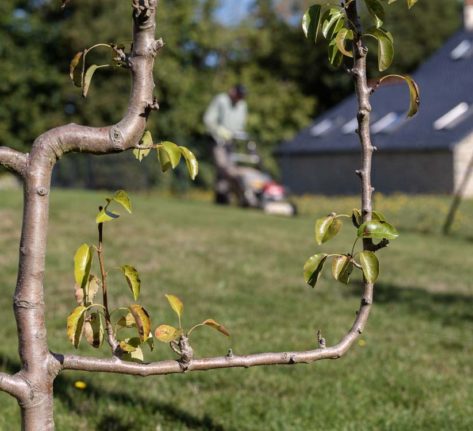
(0, 189), (472, 430)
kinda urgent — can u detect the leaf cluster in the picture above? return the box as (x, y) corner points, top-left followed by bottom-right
(67, 191), (228, 362)
(303, 0), (420, 117)
(304, 210), (399, 288)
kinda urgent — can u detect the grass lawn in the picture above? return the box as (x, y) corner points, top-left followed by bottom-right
(0, 189), (472, 430)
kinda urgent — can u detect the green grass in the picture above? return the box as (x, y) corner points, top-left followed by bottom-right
(0, 189), (472, 431)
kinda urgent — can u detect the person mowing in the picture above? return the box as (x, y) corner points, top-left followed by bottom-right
(204, 84), (256, 206)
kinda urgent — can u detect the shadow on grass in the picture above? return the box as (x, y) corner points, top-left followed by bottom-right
(349, 282), (473, 326)
(0, 357), (226, 431)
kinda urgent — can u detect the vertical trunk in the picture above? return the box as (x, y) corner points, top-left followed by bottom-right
(15, 144), (58, 430)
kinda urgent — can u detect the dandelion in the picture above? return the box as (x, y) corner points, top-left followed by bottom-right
(74, 380), (87, 390)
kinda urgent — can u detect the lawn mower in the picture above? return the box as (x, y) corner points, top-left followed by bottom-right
(213, 133), (297, 217)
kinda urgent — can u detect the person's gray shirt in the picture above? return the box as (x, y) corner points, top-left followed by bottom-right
(204, 93), (247, 139)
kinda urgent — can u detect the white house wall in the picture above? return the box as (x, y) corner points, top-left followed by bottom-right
(453, 132), (473, 198)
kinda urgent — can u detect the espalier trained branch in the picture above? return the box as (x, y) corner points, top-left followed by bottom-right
(0, 0), (419, 429)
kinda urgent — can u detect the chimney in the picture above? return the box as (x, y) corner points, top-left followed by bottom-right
(465, 0), (473, 31)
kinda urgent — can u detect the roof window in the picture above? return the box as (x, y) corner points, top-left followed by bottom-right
(310, 119), (333, 137)
(371, 112), (404, 134)
(450, 40), (473, 60)
(434, 102), (470, 130)
(342, 117), (358, 135)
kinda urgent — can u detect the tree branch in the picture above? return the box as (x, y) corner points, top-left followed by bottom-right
(54, 290), (373, 376)
(0, 372), (29, 401)
(0, 147), (28, 177)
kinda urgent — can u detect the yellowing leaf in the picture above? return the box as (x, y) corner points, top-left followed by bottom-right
(378, 74), (420, 117)
(84, 312), (104, 348)
(359, 251), (380, 283)
(67, 306), (87, 348)
(82, 64), (99, 98)
(121, 265), (141, 301)
(157, 146), (172, 172)
(69, 51), (83, 87)
(331, 255), (354, 285)
(165, 294), (183, 322)
(202, 319), (230, 337)
(74, 244), (93, 288)
(134, 130), (153, 162)
(129, 304), (151, 342)
(122, 346), (144, 363)
(364, 27), (394, 71)
(160, 141), (182, 169)
(95, 208), (120, 224)
(155, 324), (182, 343)
(179, 147), (199, 180)
(335, 28), (353, 58)
(87, 274), (101, 304)
(112, 190), (132, 213)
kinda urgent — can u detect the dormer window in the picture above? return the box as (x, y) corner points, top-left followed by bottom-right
(310, 119), (333, 137)
(434, 102), (470, 130)
(342, 117), (358, 135)
(371, 112), (404, 134)
(450, 40), (473, 60)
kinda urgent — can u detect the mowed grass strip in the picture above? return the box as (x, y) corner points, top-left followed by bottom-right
(0, 189), (472, 431)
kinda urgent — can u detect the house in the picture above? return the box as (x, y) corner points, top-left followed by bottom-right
(276, 1), (473, 196)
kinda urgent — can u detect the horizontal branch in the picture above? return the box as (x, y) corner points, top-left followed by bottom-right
(56, 287), (372, 377)
(0, 372), (29, 401)
(0, 147), (28, 177)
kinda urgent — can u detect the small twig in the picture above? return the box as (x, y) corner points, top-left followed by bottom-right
(97, 210), (119, 354)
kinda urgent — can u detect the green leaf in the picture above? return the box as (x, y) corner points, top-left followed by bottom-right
(321, 8), (344, 40)
(120, 265), (141, 301)
(165, 294), (183, 323)
(359, 251), (379, 283)
(352, 209), (363, 228)
(74, 244), (93, 289)
(84, 312), (104, 348)
(160, 141), (182, 169)
(302, 5), (322, 43)
(378, 74), (420, 117)
(155, 324), (182, 343)
(82, 65), (100, 98)
(129, 304), (151, 342)
(364, 0), (385, 28)
(179, 147), (199, 180)
(95, 208), (120, 224)
(303, 253), (328, 287)
(202, 319), (230, 337)
(331, 255), (354, 285)
(69, 51), (83, 87)
(112, 190), (132, 213)
(328, 37), (344, 67)
(67, 306), (87, 348)
(133, 130), (153, 162)
(315, 215), (342, 245)
(372, 210), (387, 222)
(335, 28), (354, 58)
(157, 146), (172, 172)
(364, 27), (394, 71)
(357, 220), (399, 240)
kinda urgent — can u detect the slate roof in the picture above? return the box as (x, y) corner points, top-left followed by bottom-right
(277, 29), (473, 156)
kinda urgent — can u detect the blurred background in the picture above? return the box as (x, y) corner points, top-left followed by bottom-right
(0, 0), (463, 192)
